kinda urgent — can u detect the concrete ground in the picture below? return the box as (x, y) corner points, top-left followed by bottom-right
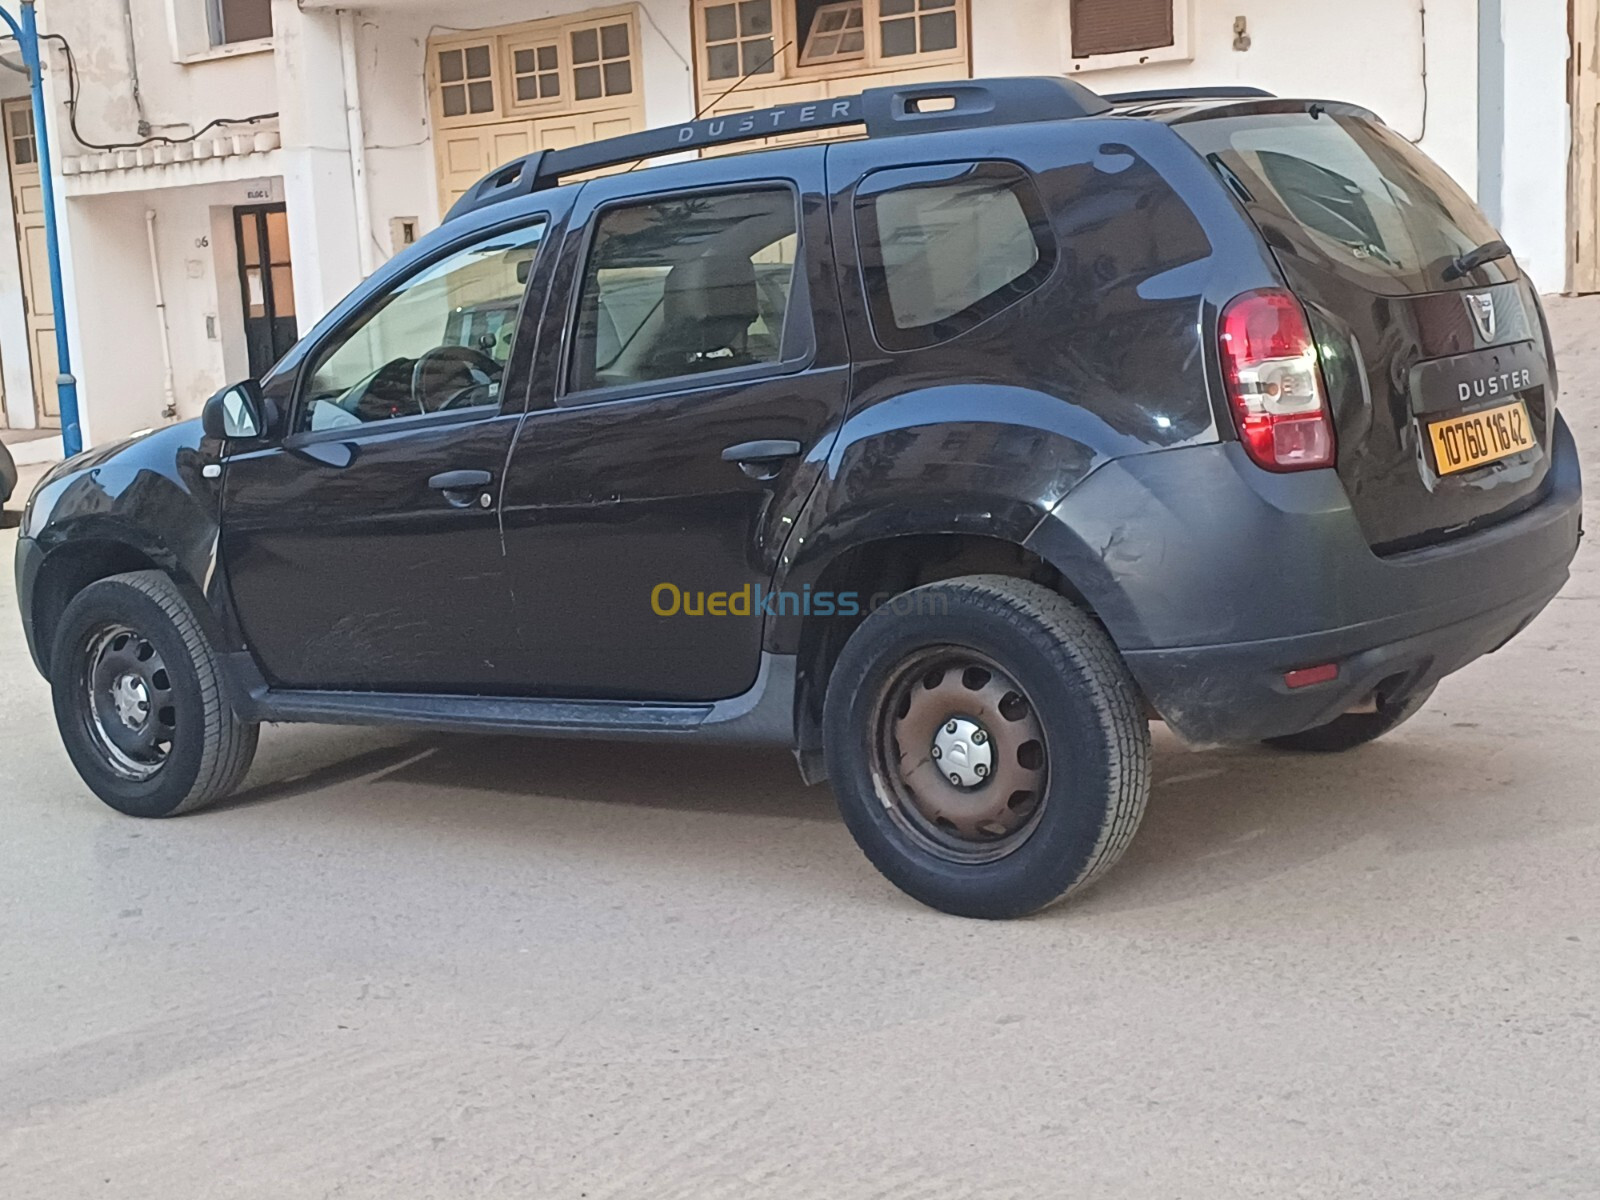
(3, 302), (1598, 1200)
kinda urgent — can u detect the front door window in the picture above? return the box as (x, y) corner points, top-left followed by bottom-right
(298, 219), (546, 432)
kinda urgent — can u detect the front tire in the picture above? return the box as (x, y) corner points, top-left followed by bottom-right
(51, 571), (258, 817)
(823, 575), (1150, 919)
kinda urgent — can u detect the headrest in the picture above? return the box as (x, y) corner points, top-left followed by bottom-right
(663, 253), (759, 338)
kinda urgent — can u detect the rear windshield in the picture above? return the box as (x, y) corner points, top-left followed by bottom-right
(1177, 111), (1511, 295)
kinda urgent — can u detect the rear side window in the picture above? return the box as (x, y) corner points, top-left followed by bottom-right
(1178, 112), (1508, 295)
(855, 161), (1055, 351)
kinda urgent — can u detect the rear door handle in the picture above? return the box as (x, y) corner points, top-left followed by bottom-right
(428, 469), (494, 508)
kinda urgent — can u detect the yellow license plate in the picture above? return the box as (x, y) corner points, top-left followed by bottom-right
(1427, 400), (1536, 476)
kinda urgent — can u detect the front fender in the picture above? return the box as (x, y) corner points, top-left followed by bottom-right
(20, 421), (239, 668)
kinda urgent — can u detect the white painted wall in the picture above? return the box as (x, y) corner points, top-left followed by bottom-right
(978, 0), (1479, 213)
(65, 176), (283, 444)
(1498, 0), (1570, 294)
(46, 0), (278, 150)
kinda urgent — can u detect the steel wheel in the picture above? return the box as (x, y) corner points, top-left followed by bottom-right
(81, 623), (177, 782)
(871, 646), (1050, 864)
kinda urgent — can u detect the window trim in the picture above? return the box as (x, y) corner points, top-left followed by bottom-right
(1062, 0), (1191, 74)
(852, 159), (1057, 354)
(283, 214), (550, 446)
(556, 181), (814, 409)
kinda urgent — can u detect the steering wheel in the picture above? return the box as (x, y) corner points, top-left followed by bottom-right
(409, 345), (503, 414)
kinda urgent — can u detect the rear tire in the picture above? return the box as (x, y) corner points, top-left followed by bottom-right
(1263, 684), (1437, 753)
(50, 571), (258, 817)
(823, 575), (1150, 920)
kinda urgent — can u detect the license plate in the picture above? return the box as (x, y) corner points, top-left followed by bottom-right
(1427, 400), (1535, 476)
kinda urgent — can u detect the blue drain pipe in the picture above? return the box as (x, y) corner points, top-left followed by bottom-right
(2, 1), (82, 456)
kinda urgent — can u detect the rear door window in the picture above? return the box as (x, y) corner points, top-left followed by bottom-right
(854, 161), (1055, 351)
(566, 188), (802, 394)
(1178, 112), (1508, 295)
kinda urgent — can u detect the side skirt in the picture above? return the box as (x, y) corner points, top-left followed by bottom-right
(224, 652), (798, 748)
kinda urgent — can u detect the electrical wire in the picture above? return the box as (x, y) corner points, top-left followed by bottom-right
(1409, 0), (1430, 144)
(6, 31), (278, 152)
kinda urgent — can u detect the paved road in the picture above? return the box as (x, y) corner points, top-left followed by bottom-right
(3, 303), (1598, 1199)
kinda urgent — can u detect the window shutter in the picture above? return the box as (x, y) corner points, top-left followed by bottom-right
(1070, 0), (1173, 58)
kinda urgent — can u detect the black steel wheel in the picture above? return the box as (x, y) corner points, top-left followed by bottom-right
(825, 575), (1151, 919)
(51, 571), (258, 817)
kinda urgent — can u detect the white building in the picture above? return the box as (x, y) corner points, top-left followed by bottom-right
(0, 0), (1579, 446)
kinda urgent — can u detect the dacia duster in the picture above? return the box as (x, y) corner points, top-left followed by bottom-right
(16, 79), (1582, 918)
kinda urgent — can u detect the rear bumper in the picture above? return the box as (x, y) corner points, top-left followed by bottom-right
(1122, 573), (1563, 743)
(1026, 413), (1582, 745)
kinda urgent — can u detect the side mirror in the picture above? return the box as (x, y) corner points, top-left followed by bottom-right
(202, 380), (265, 440)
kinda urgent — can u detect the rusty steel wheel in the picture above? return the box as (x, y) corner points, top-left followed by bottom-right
(873, 648), (1050, 864)
(824, 575), (1151, 919)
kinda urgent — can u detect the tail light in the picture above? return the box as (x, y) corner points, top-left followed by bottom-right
(1219, 290), (1336, 472)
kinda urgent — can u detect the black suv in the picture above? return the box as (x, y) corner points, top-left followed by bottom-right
(15, 79), (1582, 918)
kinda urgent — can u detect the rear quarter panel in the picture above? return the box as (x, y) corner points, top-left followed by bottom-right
(768, 118), (1282, 646)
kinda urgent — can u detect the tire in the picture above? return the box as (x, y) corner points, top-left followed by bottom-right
(50, 570), (258, 817)
(823, 575), (1150, 920)
(1263, 684), (1437, 754)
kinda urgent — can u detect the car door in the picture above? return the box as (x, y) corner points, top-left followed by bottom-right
(220, 211), (556, 692)
(500, 148), (850, 702)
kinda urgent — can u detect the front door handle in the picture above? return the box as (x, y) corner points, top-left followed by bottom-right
(722, 439), (801, 480)
(428, 468), (494, 508)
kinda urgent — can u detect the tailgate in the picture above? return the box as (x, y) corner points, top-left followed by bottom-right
(1177, 108), (1556, 552)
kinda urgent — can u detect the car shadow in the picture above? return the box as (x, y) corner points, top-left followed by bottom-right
(204, 717), (1595, 916)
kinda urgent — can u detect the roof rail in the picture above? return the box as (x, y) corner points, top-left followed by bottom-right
(1102, 86), (1276, 106)
(443, 75), (1111, 223)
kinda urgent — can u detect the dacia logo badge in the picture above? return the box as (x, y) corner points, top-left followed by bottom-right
(1467, 292), (1497, 342)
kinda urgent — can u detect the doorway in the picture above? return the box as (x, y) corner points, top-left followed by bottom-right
(232, 204), (298, 377)
(4, 98), (58, 426)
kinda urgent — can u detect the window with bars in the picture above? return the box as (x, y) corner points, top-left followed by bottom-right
(878, 0), (958, 58)
(512, 43), (562, 104)
(7, 105), (35, 167)
(703, 1), (778, 81)
(799, 1), (865, 65)
(1069, 0), (1174, 59)
(571, 21), (634, 101)
(438, 44), (497, 118)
